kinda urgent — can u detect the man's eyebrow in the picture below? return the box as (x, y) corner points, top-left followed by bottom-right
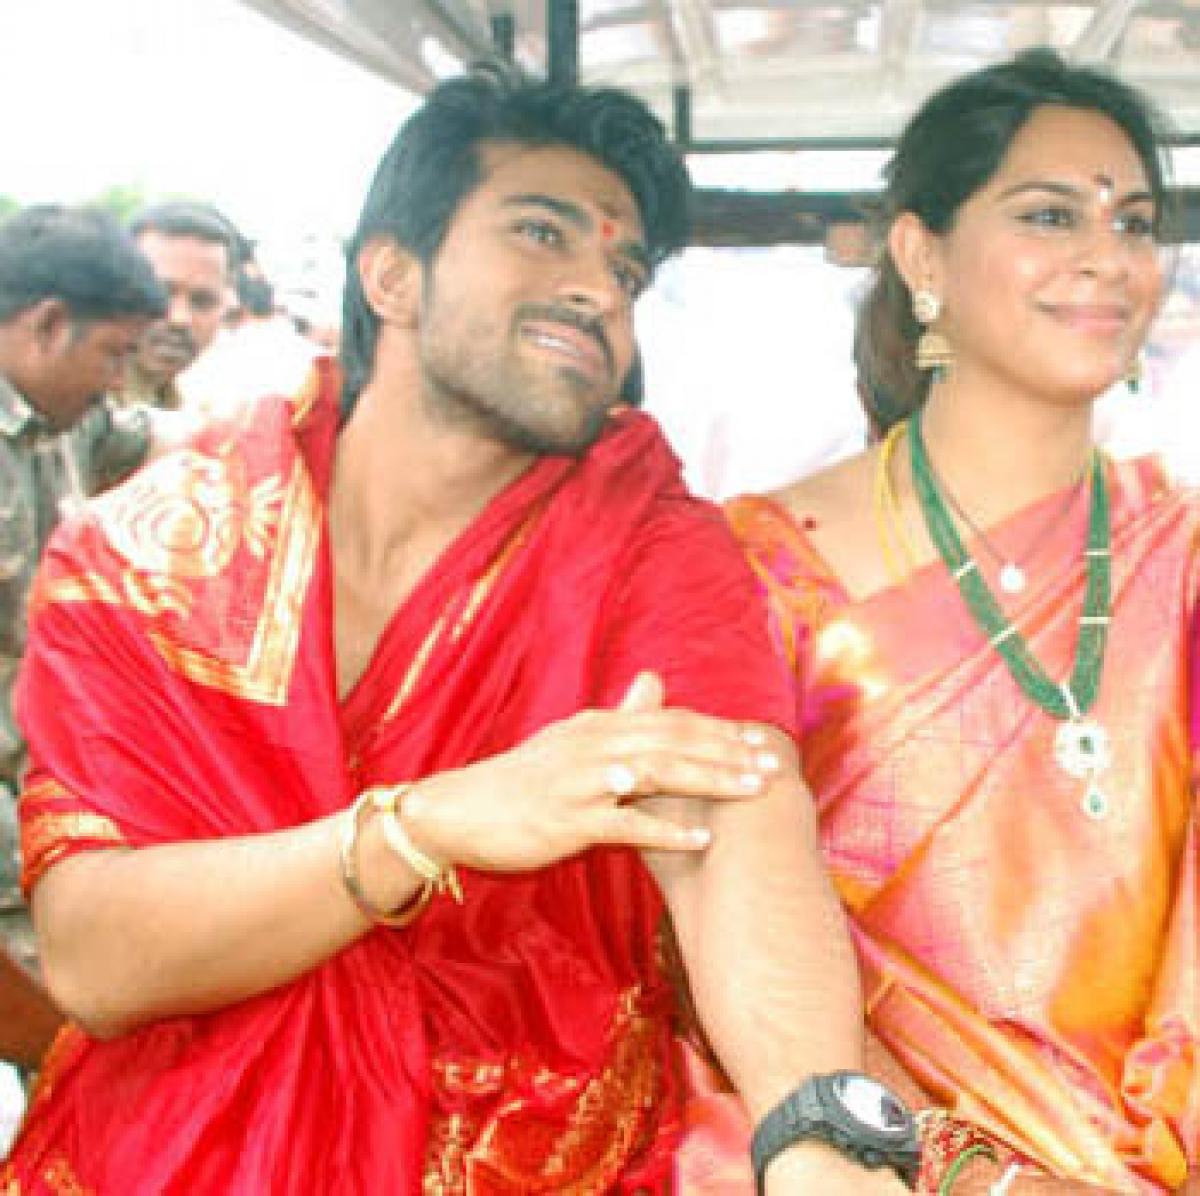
(997, 179), (1155, 206)
(502, 193), (650, 269)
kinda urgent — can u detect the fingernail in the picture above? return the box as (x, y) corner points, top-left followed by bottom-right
(756, 751), (781, 772)
(739, 772), (764, 792)
(685, 827), (711, 848)
(741, 726), (767, 747)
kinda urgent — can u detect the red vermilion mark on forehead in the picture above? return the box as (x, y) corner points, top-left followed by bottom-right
(600, 217), (618, 242)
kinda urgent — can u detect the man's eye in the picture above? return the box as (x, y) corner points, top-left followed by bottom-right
(190, 292), (222, 312)
(612, 262), (647, 300)
(515, 219), (563, 247)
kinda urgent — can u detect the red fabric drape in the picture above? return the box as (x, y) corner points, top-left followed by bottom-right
(6, 361), (793, 1193)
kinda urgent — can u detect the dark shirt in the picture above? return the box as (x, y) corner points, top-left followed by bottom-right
(0, 373), (149, 928)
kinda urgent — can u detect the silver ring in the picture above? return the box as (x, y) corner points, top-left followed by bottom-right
(604, 762), (638, 798)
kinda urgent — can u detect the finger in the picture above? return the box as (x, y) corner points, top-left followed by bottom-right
(617, 671), (664, 714)
(599, 718), (786, 781)
(595, 805), (712, 853)
(600, 754), (771, 802)
(617, 708), (781, 755)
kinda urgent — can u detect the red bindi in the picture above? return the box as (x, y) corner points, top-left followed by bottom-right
(600, 218), (617, 242)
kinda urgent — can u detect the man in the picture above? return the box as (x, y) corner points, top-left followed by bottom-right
(115, 201), (239, 409)
(0, 204), (166, 1064)
(179, 264), (315, 418)
(4, 70), (914, 1193)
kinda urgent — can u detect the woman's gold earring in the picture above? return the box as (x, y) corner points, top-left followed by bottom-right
(1125, 353), (1143, 393)
(912, 290), (953, 377)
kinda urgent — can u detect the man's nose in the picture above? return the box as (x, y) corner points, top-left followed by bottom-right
(557, 250), (624, 316)
(166, 291), (193, 327)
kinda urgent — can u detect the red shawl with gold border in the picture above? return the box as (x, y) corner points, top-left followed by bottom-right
(727, 460), (1198, 1195)
(4, 359), (793, 1194)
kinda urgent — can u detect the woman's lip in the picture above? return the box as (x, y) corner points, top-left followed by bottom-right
(1042, 303), (1130, 332)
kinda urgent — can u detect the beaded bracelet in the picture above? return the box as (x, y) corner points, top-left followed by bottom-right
(915, 1109), (998, 1195)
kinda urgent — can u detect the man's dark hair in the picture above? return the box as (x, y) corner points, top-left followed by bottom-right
(129, 201), (246, 266)
(0, 204), (166, 325)
(340, 61), (692, 411)
(236, 270), (274, 318)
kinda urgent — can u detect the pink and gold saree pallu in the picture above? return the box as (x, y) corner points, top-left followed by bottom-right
(723, 462), (1198, 1195)
(4, 360), (793, 1194)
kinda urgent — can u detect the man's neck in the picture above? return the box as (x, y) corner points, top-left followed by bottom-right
(329, 377), (533, 582)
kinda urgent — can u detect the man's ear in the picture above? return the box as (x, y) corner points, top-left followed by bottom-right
(887, 211), (943, 299)
(357, 236), (422, 328)
(22, 298), (74, 355)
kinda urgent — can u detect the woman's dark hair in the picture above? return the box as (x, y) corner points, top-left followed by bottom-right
(339, 60), (692, 413)
(856, 47), (1171, 433)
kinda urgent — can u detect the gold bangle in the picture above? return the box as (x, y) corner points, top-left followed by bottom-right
(368, 784), (464, 903)
(338, 790), (432, 927)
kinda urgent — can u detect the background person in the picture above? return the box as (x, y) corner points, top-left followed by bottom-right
(0, 203), (165, 1067)
(116, 201), (240, 409)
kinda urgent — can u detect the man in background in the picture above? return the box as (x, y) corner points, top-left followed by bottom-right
(178, 264), (314, 417)
(116, 201), (239, 409)
(0, 203), (165, 1062)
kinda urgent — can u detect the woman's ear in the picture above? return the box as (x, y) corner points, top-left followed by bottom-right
(356, 236), (421, 328)
(888, 211), (942, 300)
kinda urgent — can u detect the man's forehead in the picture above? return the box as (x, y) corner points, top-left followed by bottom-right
(475, 142), (643, 232)
(136, 229), (231, 274)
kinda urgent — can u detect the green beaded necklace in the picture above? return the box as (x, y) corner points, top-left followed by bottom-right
(907, 410), (1115, 817)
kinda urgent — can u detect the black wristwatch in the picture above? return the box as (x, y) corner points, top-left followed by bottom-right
(750, 1071), (921, 1192)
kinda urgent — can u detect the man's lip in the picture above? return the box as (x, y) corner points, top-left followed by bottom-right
(521, 321), (610, 376)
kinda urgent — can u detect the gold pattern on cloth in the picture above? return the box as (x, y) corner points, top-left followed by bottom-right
(423, 988), (663, 1194)
(42, 1156), (92, 1196)
(382, 507), (542, 725)
(21, 811), (125, 888)
(35, 442), (321, 706)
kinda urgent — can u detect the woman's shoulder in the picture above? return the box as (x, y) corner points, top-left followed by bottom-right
(767, 450), (874, 525)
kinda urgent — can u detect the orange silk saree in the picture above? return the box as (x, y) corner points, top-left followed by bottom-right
(3, 360), (793, 1194)
(725, 457), (1198, 1194)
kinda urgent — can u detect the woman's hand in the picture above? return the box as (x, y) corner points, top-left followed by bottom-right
(402, 671), (781, 872)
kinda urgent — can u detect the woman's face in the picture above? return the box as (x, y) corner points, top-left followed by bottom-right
(922, 104), (1164, 405)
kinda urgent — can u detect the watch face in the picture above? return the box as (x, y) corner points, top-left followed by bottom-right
(831, 1073), (913, 1138)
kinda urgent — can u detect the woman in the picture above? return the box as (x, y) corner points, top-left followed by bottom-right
(726, 50), (1197, 1195)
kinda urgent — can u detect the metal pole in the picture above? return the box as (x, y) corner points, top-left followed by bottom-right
(546, 0), (579, 85)
(490, 11), (516, 60)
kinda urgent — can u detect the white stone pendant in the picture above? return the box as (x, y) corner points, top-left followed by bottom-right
(998, 563), (1027, 594)
(1054, 718), (1112, 780)
(1081, 781), (1110, 820)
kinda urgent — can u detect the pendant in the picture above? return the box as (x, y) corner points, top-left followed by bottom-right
(998, 562), (1027, 594)
(1053, 718), (1112, 779)
(1081, 781), (1110, 820)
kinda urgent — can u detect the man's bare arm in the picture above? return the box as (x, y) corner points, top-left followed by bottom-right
(0, 946), (62, 1067)
(644, 731), (909, 1194)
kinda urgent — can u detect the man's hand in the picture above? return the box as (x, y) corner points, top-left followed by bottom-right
(402, 672), (781, 870)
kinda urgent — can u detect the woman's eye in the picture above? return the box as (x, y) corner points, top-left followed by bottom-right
(1020, 205), (1078, 230)
(1116, 211), (1156, 240)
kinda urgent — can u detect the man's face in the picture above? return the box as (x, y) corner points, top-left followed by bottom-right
(413, 143), (649, 457)
(133, 230), (230, 386)
(33, 315), (152, 430)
